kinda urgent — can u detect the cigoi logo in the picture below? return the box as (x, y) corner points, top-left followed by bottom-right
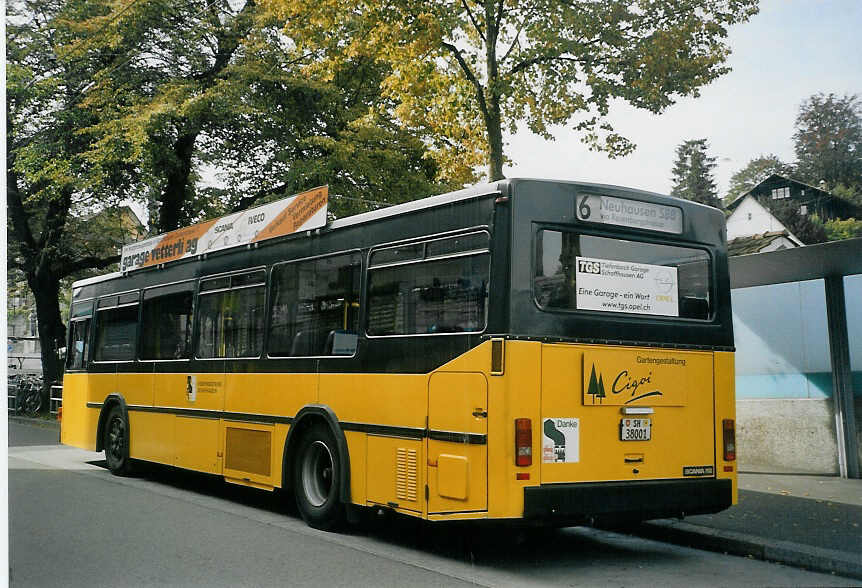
(587, 362), (664, 405)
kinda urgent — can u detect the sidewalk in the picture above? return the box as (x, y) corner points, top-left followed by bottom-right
(636, 472), (862, 580)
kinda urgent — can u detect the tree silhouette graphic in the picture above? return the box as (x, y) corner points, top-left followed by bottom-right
(587, 364), (606, 404)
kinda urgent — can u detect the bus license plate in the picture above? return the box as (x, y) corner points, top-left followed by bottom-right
(620, 418), (651, 441)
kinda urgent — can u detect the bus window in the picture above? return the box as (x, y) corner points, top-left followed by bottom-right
(196, 270), (266, 359)
(93, 304), (139, 362)
(268, 252), (361, 357)
(140, 285), (194, 360)
(367, 233), (490, 336)
(535, 230), (712, 319)
(67, 319), (90, 370)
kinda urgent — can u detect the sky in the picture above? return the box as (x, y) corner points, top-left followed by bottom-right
(503, 0), (862, 198)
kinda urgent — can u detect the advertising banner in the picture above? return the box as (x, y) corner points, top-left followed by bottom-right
(121, 186), (328, 272)
(575, 256), (679, 317)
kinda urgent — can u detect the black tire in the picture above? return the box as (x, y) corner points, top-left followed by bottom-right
(104, 405), (134, 476)
(293, 424), (345, 530)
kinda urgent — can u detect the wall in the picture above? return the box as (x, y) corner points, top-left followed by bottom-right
(732, 279), (839, 474)
(727, 196), (795, 241)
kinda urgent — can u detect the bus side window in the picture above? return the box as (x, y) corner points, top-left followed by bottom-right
(268, 252), (361, 357)
(93, 304), (139, 362)
(140, 288), (193, 360)
(67, 319), (90, 370)
(196, 275), (265, 359)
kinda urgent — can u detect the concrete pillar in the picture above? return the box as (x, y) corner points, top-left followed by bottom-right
(825, 275), (859, 479)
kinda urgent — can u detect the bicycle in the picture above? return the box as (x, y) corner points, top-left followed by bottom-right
(13, 375), (43, 417)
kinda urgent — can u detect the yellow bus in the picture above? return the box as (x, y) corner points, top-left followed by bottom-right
(61, 179), (736, 530)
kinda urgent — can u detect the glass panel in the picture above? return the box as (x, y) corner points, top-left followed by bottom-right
(67, 319), (90, 369)
(732, 280), (832, 399)
(367, 253), (489, 335)
(94, 306), (138, 361)
(845, 274), (862, 398)
(196, 287), (265, 358)
(140, 290), (194, 360)
(535, 231), (711, 319)
(426, 232), (489, 258)
(232, 270), (266, 288)
(269, 253), (361, 356)
(200, 276), (230, 292)
(71, 301), (93, 318)
(369, 243), (424, 267)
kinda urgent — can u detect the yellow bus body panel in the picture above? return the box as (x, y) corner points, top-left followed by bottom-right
(61, 339), (734, 521)
(713, 351), (738, 504)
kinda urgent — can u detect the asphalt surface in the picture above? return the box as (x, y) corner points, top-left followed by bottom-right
(8, 419), (861, 586)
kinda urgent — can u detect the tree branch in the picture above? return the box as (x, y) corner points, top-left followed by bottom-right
(461, 0), (485, 42)
(55, 254), (121, 279)
(441, 41), (489, 121)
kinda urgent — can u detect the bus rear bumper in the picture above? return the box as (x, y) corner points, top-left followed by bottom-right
(523, 478), (732, 524)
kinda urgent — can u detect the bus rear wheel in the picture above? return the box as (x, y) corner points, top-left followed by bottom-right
(293, 424), (345, 530)
(104, 405), (134, 476)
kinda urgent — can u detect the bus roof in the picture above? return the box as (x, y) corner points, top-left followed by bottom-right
(72, 178), (709, 290)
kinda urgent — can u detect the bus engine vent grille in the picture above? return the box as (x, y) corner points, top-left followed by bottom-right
(225, 427), (271, 477)
(396, 447), (418, 502)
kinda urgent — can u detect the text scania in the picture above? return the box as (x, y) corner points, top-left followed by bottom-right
(214, 222), (234, 233)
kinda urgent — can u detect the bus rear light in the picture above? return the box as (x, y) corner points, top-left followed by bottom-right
(723, 419), (736, 461)
(515, 418), (532, 466)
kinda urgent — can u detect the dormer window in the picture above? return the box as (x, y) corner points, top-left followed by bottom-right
(771, 187), (790, 200)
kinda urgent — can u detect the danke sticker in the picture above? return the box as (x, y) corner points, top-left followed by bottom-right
(542, 418), (580, 463)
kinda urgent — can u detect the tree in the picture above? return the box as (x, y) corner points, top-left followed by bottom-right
(670, 139), (721, 208)
(793, 93), (862, 192)
(77, 1), (457, 230)
(265, 0), (759, 181)
(725, 154), (794, 204)
(6, 0), (134, 399)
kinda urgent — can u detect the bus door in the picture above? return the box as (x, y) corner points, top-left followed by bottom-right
(150, 369), (223, 473)
(427, 372), (488, 514)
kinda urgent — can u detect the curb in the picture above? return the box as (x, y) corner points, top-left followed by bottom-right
(635, 519), (862, 580)
(8, 415), (61, 430)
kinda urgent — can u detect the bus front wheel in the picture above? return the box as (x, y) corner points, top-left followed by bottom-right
(293, 424), (345, 530)
(104, 405), (134, 476)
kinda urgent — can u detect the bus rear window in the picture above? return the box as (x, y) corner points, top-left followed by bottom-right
(535, 231), (711, 320)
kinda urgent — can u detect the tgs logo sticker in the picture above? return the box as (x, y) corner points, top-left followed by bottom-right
(577, 259), (601, 274)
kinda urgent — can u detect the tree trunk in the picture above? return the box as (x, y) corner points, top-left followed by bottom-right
(484, 1), (505, 182)
(485, 97), (505, 181)
(158, 131), (200, 232)
(29, 265), (65, 410)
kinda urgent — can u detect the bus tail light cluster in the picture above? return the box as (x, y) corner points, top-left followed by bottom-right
(723, 419), (736, 461)
(515, 418), (532, 466)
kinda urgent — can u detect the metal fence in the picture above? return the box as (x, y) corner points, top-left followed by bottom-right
(50, 384), (63, 416)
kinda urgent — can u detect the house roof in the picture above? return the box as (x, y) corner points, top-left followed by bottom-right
(727, 230), (798, 256)
(726, 174), (831, 210)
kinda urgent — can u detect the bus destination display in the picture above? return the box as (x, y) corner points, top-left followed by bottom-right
(576, 194), (682, 234)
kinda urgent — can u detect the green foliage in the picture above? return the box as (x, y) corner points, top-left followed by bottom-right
(793, 93), (862, 191)
(670, 139), (721, 208)
(725, 154), (794, 204)
(763, 202), (827, 245)
(74, 1), (455, 229)
(264, 0), (759, 181)
(824, 217), (862, 241)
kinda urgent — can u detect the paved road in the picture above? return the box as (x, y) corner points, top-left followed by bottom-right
(8, 421), (857, 587)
